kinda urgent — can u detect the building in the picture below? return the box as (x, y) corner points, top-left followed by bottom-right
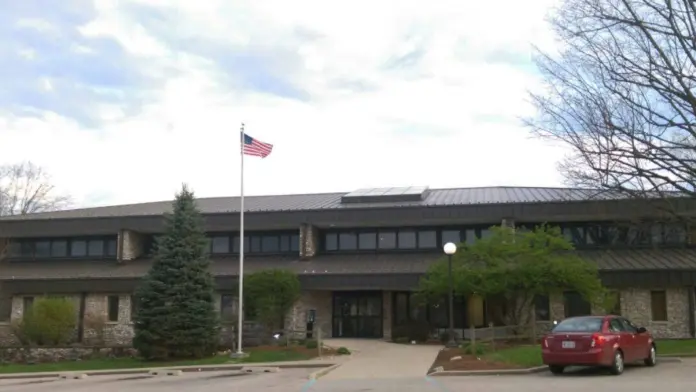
(1, 185), (696, 346)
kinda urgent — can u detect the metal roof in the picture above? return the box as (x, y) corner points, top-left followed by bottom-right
(0, 186), (628, 221)
(2, 248), (695, 281)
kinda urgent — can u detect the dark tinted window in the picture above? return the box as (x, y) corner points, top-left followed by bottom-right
(339, 233), (357, 250)
(290, 234), (299, 252)
(211, 236), (230, 253)
(70, 240), (87, 257)
(261, 235), (279, 252)
(534, 294), (550, 321)
(325, 233), (338, 251)
(398, 230), (416, 249)
(107, 296), (119, 322)
(552, 317), (603, 333)
(418, 230), (437, 249)
(618, 318), (638, 333)
(608, 318), (625, 332)
(250, 236), (262, 252)
(441, 230), (460, 245)
(564, 291), (592, 317)
(220, 294), (236, 321)
(280, 235), (290, 252)
(51, 240), (68, 257)
(233, 236), (251, 253)
(35, 241), (51, 258)
(378, 231), (397, 249)
(106, 239), (117, 256)
(20, 241), (33, 257)
(88, 239), (104, 256)
(359, 232), (377, 249)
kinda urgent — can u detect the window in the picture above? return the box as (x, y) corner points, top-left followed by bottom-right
(534, 294), (550, 321)
(358, 232), (377, 250)
(233, 236), (251, 253)
(0, 297), (11, 322)
(6, 241), (20, 258)
(107, 296), (120, 322)
(650, 290), (668, 321)
(608, 318), (625, 332)
(397, 230), (416, 249)
(663, 223), (686, 245)
(338, 232), (357, 250)
(485, 295), (507, 326)
(479, 228), (491, 239)
(552, 317), (603, 332)
(378, 231), (397, 249)
(23, 297), (34, 319)
(220, 294), (236, 321)
(441, 230), (460, 246)
(211, 236), (230, 253)
(618, 317), (638, 333)
(463, 229), (477, 244)
(250, 236), (262, 252)
(418, 230), (437, 249)
(393, 292), (409, 326)
(20, 241), (34, 257)
(51, 240), (68, 257)
(289, 234), (299, 252)
(563, 291), (591, 318)
(261, 235), (280, 252)
(106, 239), (118, 256)
(34, 241), (51, 258)
(325, 233), (338, 251)
(562, 226), (585, 245)
(71, 240), (87, 257)
(88, 239), (104, 256)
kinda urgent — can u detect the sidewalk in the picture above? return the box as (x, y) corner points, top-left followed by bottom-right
(0, 358), (339, 380)
(320, 339), (441, 380)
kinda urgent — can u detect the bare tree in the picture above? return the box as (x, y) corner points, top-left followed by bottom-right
(0, 161), (72, 217)
(526, 0), (696, 204)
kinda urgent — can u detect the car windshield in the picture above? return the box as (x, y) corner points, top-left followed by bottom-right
(552, 317), (603, 333)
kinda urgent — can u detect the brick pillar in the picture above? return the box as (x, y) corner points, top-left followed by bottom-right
(117, 230), (145, 262)
(299, 224), (319, 260)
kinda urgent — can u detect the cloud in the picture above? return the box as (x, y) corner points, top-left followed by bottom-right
(0, 0), (568, 208)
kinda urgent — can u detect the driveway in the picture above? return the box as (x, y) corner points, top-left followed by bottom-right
(321, 339), (441, 380)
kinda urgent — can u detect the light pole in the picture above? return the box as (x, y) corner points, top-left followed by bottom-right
(443, 242), (458, 348)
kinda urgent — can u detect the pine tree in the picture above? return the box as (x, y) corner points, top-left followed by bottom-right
(132, 185), (220, 360)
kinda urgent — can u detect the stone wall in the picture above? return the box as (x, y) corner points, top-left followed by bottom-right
(284, 290), (332, 338)
(118, 230), (145, 261)
(0, 347), (137, 364)
(621, 288), (690, 338)
(83, 294), (134, 345)
(299, 224), (319, 260)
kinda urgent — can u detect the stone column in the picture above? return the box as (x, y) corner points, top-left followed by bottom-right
(118, 230), (145, 262)
(299, 224), (319, 260)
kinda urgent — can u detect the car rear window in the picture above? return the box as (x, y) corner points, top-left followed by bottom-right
(552, 317), (603, 332)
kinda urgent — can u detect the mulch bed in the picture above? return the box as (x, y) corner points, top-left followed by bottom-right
(251, 345), (337, 358)
(430, 347), (523, 372)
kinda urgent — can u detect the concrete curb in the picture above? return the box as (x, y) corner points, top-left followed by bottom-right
(428, 366), (548, 377)
(428, 357), (684, 377)
(308, 363), (343, 380)
(0, 362), (336, 380)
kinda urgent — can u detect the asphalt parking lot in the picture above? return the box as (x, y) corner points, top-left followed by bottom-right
(0, 368), (316, 392)
(0, 360), (693, 392)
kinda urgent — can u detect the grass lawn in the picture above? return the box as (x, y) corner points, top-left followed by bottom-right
(0, 347), (313, 374)
(480, 339), (696, 369)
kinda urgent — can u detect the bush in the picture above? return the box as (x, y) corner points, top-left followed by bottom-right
(336, 347), (351, 355)
(461, 342), (486, 356)
(391, 321), (431, 342)
(305, 339), (318, 349)
(19, 297), (77, 346)
(439, 330), (460, 344)
(392, 336), (410, 344)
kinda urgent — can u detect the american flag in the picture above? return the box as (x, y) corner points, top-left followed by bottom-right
(242, 132), (273, 158)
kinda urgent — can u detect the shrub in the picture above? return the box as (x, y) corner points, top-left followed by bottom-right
(391, 321), (431, 342)
(439, 330), (460, 344)
(305, 339), (318, 349)
(461, 342), (486, 356)
(336, 347), (351, 355)
(392, 336), (410, 344)
(20, 297), (77, 346)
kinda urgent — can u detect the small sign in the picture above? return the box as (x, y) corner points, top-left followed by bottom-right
(562, 341), (575, 349)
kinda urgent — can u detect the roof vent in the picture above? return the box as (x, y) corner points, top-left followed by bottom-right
(341, 186), (430, 204)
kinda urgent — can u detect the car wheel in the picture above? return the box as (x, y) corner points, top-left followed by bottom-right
(644, 344), (657, 367)
(549, 365), (565, 375)
(609, 350), (624, 375)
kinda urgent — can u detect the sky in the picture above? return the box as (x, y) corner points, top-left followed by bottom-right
(0, 0), (568, 208)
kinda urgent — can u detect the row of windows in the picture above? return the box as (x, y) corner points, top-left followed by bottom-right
(8, 237), (118, 259)
(208, 232), (299, 255)
(560, 223), (688, 247)
(324, 227), (487, 252)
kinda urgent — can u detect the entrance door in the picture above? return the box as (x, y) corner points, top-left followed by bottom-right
(332, 291), (383, 338)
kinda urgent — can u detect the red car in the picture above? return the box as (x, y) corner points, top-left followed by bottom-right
(541, 315), (656, 375)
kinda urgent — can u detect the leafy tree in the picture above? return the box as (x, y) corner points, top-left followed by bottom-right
(243, 270), (301, 335)
(133, 185), (220, 360)
(418, 225), (608, 327)
(14, 297), (77, 346)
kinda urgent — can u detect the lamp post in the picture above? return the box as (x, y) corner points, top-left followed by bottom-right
(443, 242), (458, 348)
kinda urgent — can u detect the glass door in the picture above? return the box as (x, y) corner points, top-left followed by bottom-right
(332, 291), (383, 338)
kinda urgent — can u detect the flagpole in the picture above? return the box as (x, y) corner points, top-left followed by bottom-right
(236, 122), (246, 356)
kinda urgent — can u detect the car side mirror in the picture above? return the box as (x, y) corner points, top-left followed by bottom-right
(636, 327), (647, 334)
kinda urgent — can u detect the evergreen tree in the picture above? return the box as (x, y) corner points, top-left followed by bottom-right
(133, 185), (220, 360)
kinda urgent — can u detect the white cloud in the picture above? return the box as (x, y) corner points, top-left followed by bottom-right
(0, 0), (568, 208)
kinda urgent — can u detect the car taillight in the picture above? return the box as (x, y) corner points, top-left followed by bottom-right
(542, 337), (549, 348)
(590, 334), (605, 348)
